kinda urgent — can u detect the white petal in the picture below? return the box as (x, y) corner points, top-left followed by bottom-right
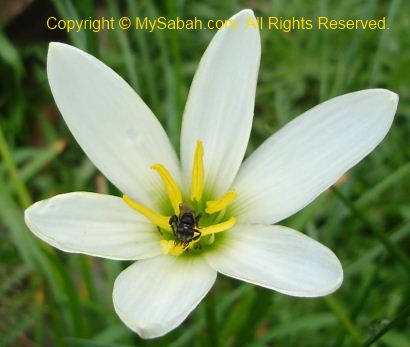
(231, 89), (398, 224)
(113, 256), (216, 339)
(24, 192), (162, 260)
(205, 224), (342, 297)
(47, 43), (180, 209)
(180, 10), (260, 198)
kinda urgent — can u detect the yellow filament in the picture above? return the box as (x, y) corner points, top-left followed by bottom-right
(123, 195), (172, 232)
(191, 140), (204, 201)
(151, 164), (182, 215)
(205, 191), (237, 214)
(200, 217), (236, 237)
(160, 240), (185, 255)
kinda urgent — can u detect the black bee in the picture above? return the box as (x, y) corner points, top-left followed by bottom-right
(169, 204), (202, 248)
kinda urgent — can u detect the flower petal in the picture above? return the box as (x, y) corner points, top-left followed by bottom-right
(205, 224), (343, 297)
(231, 89), (398, 224)
(47, 42), (180, 209)
(180, 10), (260, 198)
(113, 256), (216, 339)
(24, 192), (162, 260)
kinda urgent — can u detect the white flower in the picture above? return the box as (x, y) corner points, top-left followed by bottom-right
(24, 9), (398, 339)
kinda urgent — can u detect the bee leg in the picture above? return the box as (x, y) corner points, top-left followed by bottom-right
(169, 215), (177, 229)
(195, 214), (202, 227)
(192, 229), (202, 241)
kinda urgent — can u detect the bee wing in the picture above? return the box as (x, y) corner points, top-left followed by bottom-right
(179, 203), (195, 215)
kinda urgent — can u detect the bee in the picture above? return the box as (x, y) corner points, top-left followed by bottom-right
(169, 204), (202, 248)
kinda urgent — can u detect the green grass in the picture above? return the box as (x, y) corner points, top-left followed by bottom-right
(1, 0), (409, 346)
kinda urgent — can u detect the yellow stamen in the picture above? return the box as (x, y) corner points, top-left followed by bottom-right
(200, 217), (236, 237)
(151, 164), (183, 215)
(205, 191), (237, 214)
(160, 240), (185, 255)
(191, 140), (204, 202)
(123, 195), (172, 232)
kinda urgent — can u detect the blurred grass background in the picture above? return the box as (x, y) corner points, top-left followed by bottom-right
(0, 0), (409, 346)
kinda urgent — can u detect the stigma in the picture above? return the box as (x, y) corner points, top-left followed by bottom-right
(123, 140), (237, 256)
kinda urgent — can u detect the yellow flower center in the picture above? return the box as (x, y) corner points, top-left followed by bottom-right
(123, 140), (237, 256)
